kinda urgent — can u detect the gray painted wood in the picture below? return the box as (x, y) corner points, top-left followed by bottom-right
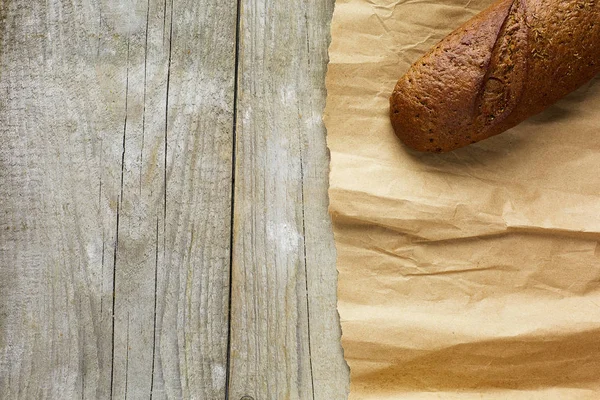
(228, 0), (348, 399)
(0, 0), (346, 399)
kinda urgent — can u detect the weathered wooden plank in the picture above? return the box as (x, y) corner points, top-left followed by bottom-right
(108, 0), (169, 398)
(301, 2), (350, 399)
(0, 1), (125, 398)
(0, 0), (236, 399)
(156, 0), (236, 398)
(228, 0), (348, 398)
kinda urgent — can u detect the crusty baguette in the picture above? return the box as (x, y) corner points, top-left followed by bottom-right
(390, 0), (600, 153)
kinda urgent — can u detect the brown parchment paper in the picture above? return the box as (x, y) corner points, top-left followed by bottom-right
(324, 0), (600, 398)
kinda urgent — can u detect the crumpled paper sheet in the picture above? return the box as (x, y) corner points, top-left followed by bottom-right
(324, 0), (600, 398)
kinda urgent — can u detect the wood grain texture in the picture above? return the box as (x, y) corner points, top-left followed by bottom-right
(0, 0), (346, 399)
(0, 1), (123, 397)
(0, 0), (236, 399)
(228, 0), (348, 399)
(157, 0), (236, 398)
(301, 3), (350, 399)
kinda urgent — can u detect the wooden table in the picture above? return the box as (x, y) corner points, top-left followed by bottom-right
(0, 0), (348, 398)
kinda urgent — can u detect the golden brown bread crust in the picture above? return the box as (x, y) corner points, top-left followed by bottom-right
(390, 0), (600, 153)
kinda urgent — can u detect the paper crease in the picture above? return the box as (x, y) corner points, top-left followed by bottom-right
(325, 0), (600, 398)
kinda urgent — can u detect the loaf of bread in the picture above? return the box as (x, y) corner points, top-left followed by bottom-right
(390, 0), (600, 153)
